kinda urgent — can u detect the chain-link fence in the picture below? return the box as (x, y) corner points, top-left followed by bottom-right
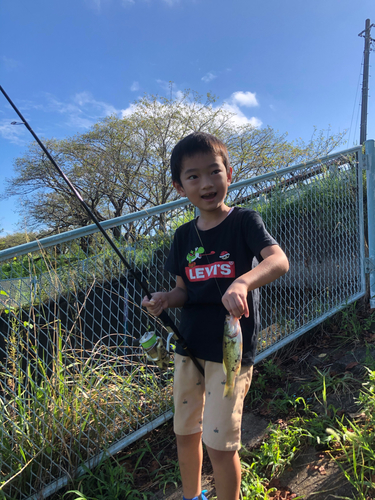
(0, 144), (367, 499)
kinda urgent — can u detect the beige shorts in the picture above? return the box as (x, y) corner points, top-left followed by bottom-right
(173, 354), (253, 451)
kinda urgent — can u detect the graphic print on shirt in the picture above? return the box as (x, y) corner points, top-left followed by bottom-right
(186, 247), (216, 267)
(185, 247), (235, 281)
(186, 247), (205, 266)
(219, 251), (230, 260)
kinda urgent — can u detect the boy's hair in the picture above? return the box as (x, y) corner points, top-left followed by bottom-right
(170, 132), (230, 186)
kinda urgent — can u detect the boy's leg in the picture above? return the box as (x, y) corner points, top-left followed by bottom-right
(205, 446), (241, 500)
(202, 362), (253, 500)
(176, 432), (203, 499)
(173, 355), (206, 499)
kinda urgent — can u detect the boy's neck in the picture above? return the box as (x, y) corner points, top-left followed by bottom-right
(195, 204), (232, 231)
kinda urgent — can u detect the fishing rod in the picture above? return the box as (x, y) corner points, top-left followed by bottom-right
(0, 85), (204, 377)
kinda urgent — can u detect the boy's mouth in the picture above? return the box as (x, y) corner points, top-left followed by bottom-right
(201, 192), (216, 200)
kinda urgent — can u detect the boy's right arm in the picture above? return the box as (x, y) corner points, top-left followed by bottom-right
(142, 275), (187, 317)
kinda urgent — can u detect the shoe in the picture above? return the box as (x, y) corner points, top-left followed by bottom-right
(183, 491), (208, 500)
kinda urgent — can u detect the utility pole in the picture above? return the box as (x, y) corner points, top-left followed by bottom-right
(359, 19), (375, 144)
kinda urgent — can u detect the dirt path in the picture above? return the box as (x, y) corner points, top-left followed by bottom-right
(153, 417), (355, 500)
(150, 323), (375, 500)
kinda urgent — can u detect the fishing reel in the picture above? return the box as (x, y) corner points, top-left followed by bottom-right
(139, 329), (175, 370)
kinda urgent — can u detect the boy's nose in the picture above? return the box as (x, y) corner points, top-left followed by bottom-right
(201, 176), (214, 188)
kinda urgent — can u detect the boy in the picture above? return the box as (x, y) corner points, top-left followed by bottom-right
(142, 132), (289, 500)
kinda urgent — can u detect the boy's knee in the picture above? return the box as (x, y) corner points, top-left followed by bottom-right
(206, 445), (237, 464)
(176, 432), (202, 446)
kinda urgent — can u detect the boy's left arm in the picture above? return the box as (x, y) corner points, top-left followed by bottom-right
(222, 245), (289, 319)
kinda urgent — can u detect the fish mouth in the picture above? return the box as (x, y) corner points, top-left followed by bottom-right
(225, 314), (241, 337)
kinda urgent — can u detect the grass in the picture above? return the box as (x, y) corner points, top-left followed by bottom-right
(0, 239), (178, 500)
(0, 232), (180, 499)
(326, 366), (375, 500)
(236, 301), (375, 500)
(55, 368), (372, 500)
(0, 289), (173, 500)
(35, 301), (374, 500)
(2, 294), (374, 500)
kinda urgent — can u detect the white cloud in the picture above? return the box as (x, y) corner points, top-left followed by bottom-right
(121, 103), (139, 118)
(4, 92), (121, 135)
(201, 72), (217, 83)
(223, 104), (262, 128)
(27, 91), (119, 130)
(85, 0), (181, 8)
(84, 0), (102, 11)
(230, 91), (259, 108)
(72, 91), (118, 116)
(221, 91), (261, 128)
(1, 88), (261, 143)
(120, 89), (262, 129)
(130, 81), (140, 91)
(0, 119), (28, 145)
(1, 56), (21, 71)
(156, 79), (173, 92)
(155, 80), (184, 100)
(68, 115), (98, 129)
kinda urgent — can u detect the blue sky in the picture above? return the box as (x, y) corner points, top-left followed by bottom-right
(0, 0), (373, 234)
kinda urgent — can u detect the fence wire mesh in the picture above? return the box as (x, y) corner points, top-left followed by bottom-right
(0, 146), (365, 499)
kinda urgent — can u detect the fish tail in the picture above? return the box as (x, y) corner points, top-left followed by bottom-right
(223, 382), (234, 398)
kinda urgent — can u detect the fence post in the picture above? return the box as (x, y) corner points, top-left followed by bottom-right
(366, 139), (375, 308)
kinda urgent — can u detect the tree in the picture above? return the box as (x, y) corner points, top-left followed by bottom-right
(2, 87), (345, 237)
(0, 231), (40, 251)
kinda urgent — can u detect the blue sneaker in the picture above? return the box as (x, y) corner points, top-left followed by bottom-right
(183, 491), (208, 500)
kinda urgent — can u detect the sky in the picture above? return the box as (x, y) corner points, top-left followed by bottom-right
(0, 0), (374, 234)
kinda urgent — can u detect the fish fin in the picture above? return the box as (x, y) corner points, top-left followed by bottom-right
(223, 362), (227, 376)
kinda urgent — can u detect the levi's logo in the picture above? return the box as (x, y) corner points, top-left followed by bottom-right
(186, 261), (235, 281)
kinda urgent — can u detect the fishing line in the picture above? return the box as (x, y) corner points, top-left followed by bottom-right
(193, 208), (234, 301)
(0, 84), (204, 377)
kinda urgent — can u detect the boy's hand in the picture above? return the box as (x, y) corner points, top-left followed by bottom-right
(222, 279), (249, 319)
(142, 292), (168, 317)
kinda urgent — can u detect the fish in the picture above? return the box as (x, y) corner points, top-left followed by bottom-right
(222, 314), (243, 398)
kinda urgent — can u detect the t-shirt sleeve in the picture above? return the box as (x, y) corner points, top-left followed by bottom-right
(243, 210), (278, 260)
(164, 229), (180, 276)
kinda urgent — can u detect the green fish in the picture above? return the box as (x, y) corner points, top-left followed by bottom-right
(222, 314), (243, 398)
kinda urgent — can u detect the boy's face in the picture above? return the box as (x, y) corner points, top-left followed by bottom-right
(173, 152), (232, 215)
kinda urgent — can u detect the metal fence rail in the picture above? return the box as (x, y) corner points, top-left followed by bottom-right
(0, 144), (368, 499)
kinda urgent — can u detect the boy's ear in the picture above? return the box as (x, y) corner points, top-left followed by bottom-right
(173, 180), (185, 196)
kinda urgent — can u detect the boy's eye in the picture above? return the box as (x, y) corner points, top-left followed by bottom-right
(187, 175), (198, 180)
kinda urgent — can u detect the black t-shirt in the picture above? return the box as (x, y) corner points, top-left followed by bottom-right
(165, 207), (278, 366)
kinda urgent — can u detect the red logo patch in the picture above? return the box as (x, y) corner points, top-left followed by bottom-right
(185, 261), (235, 282)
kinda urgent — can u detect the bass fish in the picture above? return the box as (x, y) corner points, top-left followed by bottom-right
(222, 314), (243, 398)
